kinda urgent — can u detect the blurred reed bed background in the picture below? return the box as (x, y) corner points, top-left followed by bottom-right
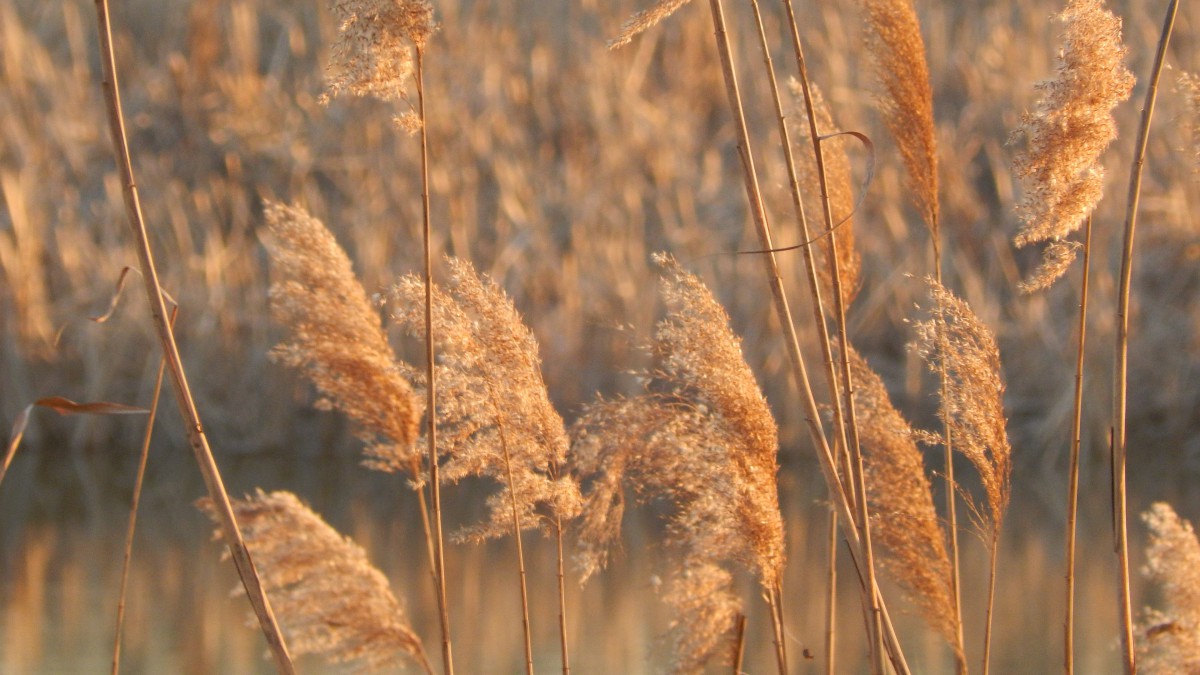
(0, 0), (1196, 672)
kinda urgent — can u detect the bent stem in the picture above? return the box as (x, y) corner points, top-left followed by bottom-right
(91, 1), (293, 671)
(415, 47), (456, 675)
(1064, 215), (1093, 675)
(703, 0), (908, 670)
(1113, 2), (1178, 672)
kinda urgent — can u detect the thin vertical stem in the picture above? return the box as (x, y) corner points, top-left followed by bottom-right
(1064, 215), (1094, 675)
(767, 583), (789, 675)
(1113, 4), (1178, 673)
(703, 1), (908, 671)
(494, 414), (535, 675)
(732, 614), (748, 675)
(555, 516), (571, 675)
(111, 310), (173, 675)
(981, 533), (1001, 675)
(416, 47), (455, 675)
(91, 2), (293, 671)
(825, 507), (838, 675)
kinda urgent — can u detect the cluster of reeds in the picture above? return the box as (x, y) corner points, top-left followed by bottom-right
(2, 0), (1198, 673)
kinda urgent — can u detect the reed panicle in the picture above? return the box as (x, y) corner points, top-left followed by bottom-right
(849, 345), (960, 658)
(1012, 0), (1134, 292)
(914, 279), (1011, 673)
(263, 201), (422, 471)
(790, 81), (861, 310)
(571, 256), (784, 672)
(607, 0), (692, 50)
(914, 281), (1012, 531)
(200, 490), (433, 674)
(862, 0), (939, 236)
(1138, 502), (1200, 673)
(391, 257), (582, 541)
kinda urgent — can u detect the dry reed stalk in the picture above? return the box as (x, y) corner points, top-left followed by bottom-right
(319, 6), (452, 671)
(1010, 5), (1132, 669)
(1114, 4), (1181, 672)
(849, 345), (962, 662)
(1138, 502), (1200, 673)
(571, 257), (785, 674)
(914, 280), (1012, 675)
(1012, 0), (1134, 293)
(392, 258), (583, 675)
(90, 1), (293, 670)
(111, 309), (172, 675)
(200, 491), (434, 675)
(859, 4), (961, 664)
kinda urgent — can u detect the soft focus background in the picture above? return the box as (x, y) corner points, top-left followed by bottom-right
(0, 0), (1196, 672)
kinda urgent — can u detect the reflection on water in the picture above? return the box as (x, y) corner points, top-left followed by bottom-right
(0, 453), (1158, 673)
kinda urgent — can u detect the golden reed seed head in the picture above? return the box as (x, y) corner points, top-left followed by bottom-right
(607, 0), (692, 50)
(390, 257), (581, 542)
(864, 0), (939, 237)
(849, 345), (960, 656)
(914, 280), (1012, 534)
(323, 0), (436, 106)
(789, 81), (862, 310)
(1013, 0), (1134, 291)
(1138, 502), (1200, 673)
(570, 257), (784, 673)
(263, 201), (421, 471)
(200, 491), (431, 674)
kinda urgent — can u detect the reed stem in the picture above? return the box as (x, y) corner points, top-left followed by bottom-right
(416, 47), (455, 675)
(91, 2), (293, 670)
(1064, 215), (1093, 675)
(111, 310), (172, 675)
(982, 532), (1001, 675)
(1113, 2), (1179, 672)
(703, 0), (907, 670)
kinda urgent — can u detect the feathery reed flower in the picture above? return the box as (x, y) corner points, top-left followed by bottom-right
(322, 0), (436, 131)
(1012, 0), (1134, 292)
(1138, 502), (1200, 673)
(607, 0), (692, 50)
(863, 0), (939, 235)
(850, 345), (959, 655)
(571, 255), (784, 672)
(200, 490), (432, 674)
(263, 201), (422, 470)
(790, 81), (862, 309)
(390, 257), (581, 541)
(914, 280), (1012, 532)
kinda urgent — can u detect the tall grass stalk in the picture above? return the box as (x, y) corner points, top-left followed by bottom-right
(90, 2), (294, 671)
(1063, 215), (1093, 675)
(1113, 2), (1181, 671)
(825, 508), (837, 675)
(111, 310), (171, 675)
(701, 0), (907, 670)
(415, 46), (456, 675)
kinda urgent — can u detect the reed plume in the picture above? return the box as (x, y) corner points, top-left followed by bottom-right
(607, 0), (692, 50)
(263, 201), (422, 470)
(322, 0), (435, 131)
(914, 281), (1011, 532)
(1012, 0), (1134, 292)
(1138, 502), (1200, 674)
(390, 257), (582, 541)
(200, 490), (433, 674)
(849, 345), (960, 659)
(862, 0), (939, 236)
(571, 255), (784, 673)
(790, 81), (862, 311)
